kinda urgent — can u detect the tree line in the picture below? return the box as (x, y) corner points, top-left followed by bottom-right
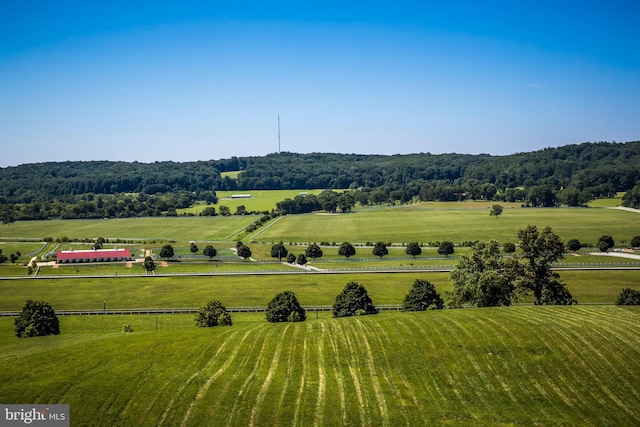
(1, 141), (639, 220)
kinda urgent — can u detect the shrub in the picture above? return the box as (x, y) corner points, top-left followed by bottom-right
(266, 291), (306, 323)
(14, 300), (60, 338)
(122, 324), (134, 333)
(195, 300), (232, 327)
(566, 239), (582, 252)
(598, 235), (615, 249)
(286, 253), (296, 263)
(631, 236), (640, 248)
(332, 281), (378, 317)
(616, 288), (640, 305)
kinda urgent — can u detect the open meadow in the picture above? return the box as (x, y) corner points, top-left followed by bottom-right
(0, 307), (639, 426)
(2, 198), (640, 426)
(253, 205), (640, 245)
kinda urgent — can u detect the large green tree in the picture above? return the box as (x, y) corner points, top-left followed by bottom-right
(195, 300), (232, 327)
(143, 256), (155, 274)
(266, 291), (306, 322)
(305, 243), (323, 261)
(14, 300), (60, 338)
(516, 225), (576, 305)
(448, 240), (515, 307)
(438, 241), (455, 257)
(203, 245), (217, 261)
(403, 279), (444, 311)
(159, 244), (174, 259)
(338, 242), (356, 259)
(405, 242), (422, 258)
(237, 244), (252, 261)
(332, 281), (378, 317)
(372, 241), (388, 259)
(270, 241), (288, 261)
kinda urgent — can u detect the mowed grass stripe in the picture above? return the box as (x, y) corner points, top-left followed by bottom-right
(176, 322), (270, 426)
(506, 308), (631, 424)
(325, 319), (348, 425)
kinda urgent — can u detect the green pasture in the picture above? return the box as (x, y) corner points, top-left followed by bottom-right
(178, 189), (327, 214)
(1, 270), (639, 311)
(253, 205), (640, 246)
(0, 216), (257, 242)
(1, 307), (639, 426)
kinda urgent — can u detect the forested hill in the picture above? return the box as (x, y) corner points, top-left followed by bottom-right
(1, 141), (639, 205)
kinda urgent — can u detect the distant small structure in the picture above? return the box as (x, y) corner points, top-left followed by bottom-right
(231, 194), (252, 199)
(299, 192), (309, 196)
(56, 248), (131, 264)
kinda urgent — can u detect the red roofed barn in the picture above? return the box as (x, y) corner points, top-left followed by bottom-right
(56, 248), (131, 264)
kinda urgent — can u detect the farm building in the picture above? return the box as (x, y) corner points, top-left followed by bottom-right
(56, 248), (131, 264)
(231, 194), (252, 199)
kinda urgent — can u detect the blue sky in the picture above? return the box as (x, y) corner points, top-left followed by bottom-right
(1, 1), (639, 167)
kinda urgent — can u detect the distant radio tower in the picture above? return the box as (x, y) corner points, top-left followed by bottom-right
(278, 113), (281, 153)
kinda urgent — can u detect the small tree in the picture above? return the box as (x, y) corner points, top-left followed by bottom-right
(219, 205), (231, 216)
(405, 242), (422, 258)
(616, 288), (640, 305)
(403, 279), (444, 311)
(566, 239), (582, 252)
(338, 242), (356, 259)
(93, 237), (105, 250)
(195, 300), (232, 327)
(270, 241), (288, 262)
(286, 253), (296, 263)
(332, 281), (378, 317)
(438, 241), (454, 257)
(190, 242), (199, 254)
(296, 253), (308, 266)
(490, 204), (503, 218)
(203, 245), (217, 261)
(237, 244), (252, 261)
(14, 300), (60, 338)
(598, 235), (615, 250)
(631, 236), (640, 248)
(266, 291), (306, 323)
(159, 244), (174, 259)
(597, 240), (610, 253)
(143, 256), (156, 274)
(372, 241), (388, 259)
(305, 243), (323, 261)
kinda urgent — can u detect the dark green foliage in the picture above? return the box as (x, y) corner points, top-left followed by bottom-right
(338, 242), (356, 259)
(200, 206), (217, 216)
(296, 253), (307, 265)
(270, 242), (288, 261)
(305, 243), (323, 261)
(93, 237), (105, 250)
(516, 225), (576, 305)
(190, 242), (199, 253)
(237, 245), (252, 261)
(159, 244), (174, 259)
(631, 236), (640, 248)
(122, 324), (133, 333)
(405, 242), (422, 258)
(14, 300), (60, 338)
(143, 256), (155, 273)
(503, 242), (516, 253)
(286, 253), (296, 263)
(438, 241), (455, 257)
(266, 291), (306, 323)
(195, 300), (232, 327)
(597, 241), (610, 252)
(622, 183), (640, 209)
(490, 204), (503, 218)
(372, 241), (388, 259)
(332, 281), (378, 317)
(598, 235), (615, 249)
(449, 241), (515, 307)
(203, 245), (217, 260)
(615, 288), (640, 305)
(403, 279), (444, 311)
(567, 239), (582, 252)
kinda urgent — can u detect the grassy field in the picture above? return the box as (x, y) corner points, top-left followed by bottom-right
(0, 307), (638, 426)
(1, 270), (639, 311)
(0, 216), (257, 242)
(178, 189), (327, 214)
(253, 205), (640, 245)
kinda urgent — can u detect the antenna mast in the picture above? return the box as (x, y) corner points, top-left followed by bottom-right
(278, 113), (281, 153)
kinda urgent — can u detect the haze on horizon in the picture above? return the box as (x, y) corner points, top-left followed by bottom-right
(1, 1), (639, 167)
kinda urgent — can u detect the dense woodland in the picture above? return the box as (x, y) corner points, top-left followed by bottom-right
(1, 141), (639, 220)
